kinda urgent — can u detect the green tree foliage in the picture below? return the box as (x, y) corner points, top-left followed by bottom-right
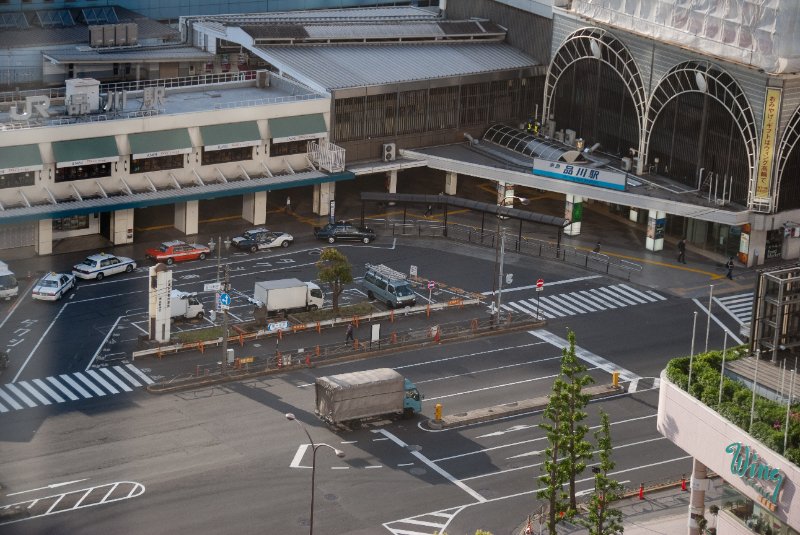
(315, 247), (353, 314)
(559, 330), (594, 513)
(538, 375), (570, 534)
(577, 412), (624, 535)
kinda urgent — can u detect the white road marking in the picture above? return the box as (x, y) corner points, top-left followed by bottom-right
(46, 377), (79, 401)
(528, 330), (640, 382)
(86, 370), (118, 394)
(86, 316), (123, 370)
(11, 302), (69, 383)
(18, 381), (52, 405)
(31, 379), (65, 403)
(7, 479), (89, 496)
(692, 298), (744, 345)
(99, 368), (132, 392)
(5, 383), (37, 407)
(58, 374), (92, 398)
(125, 364), (154, 385)
(481, 275), (601, 295)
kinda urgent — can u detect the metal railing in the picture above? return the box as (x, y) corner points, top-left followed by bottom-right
(369, 219), (643, 280)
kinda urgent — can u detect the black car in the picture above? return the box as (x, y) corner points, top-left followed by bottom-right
(313, 221), (376, 244)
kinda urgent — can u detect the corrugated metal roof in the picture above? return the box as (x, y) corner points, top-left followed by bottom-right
(255, 43), (540, 91)
(43, 45), (213, 64)
(244, 21), (504, 42)
(198, 6), (436, 24)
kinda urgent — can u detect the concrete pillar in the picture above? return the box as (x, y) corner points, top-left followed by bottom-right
(313, 181), (335, 217)
(629, 207), (639, 223)
(34, 218), (53, 256)
(242, 191), (267, 225)
(564, 194), (583, 236)
(688, 458), (708, 535)
(445, 171), (458, 195)
(746, 229), (767, 267)
(496, 181), (514, 206)
(386, 169), (398, 206)
(110, 209), (134, 245)
(646, 209), (666, 251)
(174, 200), (199, 235)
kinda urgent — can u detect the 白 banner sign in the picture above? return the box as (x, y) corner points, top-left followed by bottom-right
(725, 441), (785, 510)
(533, 160), (626, 191)
(755, 87), (782, 201)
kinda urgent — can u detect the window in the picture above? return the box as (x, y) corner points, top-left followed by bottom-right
(0, 171), (35, 189)
(54, 163), (111, 183)
(270, 139), (309, 157)
(53, 215), (90, 231)
(130, 154), (184, 174)
(201, 146), (253, 165)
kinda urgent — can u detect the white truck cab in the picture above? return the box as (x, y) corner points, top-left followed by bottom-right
(170, 290), (204, 320)
(0, 261), (19, 300)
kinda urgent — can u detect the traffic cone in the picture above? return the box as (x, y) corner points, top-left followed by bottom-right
(638, 483), (645, 500)
(681, 476), (687, 491)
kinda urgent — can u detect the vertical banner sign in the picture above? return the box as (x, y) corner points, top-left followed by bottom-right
(755, 88), (782, 202)
(329, 199), (335, 225)
(565, 200), (582, 222)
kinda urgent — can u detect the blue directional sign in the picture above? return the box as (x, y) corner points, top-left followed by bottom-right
(219, 292), (231, 306)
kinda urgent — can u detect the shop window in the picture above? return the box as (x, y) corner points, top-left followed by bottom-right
(54, 163), (111, 183)
(53, 215), (90, 232)
(130, 154), (184, 174)
(0, 171), (35, 189)
(201, 146), (253, 166)
(270, 140), (309, 157)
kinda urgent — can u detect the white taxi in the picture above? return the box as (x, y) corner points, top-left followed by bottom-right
(32, 272), (76, 301)
(72, 253), (137, 281)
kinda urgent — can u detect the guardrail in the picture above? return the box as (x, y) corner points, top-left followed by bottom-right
(369, 219), (643, 280)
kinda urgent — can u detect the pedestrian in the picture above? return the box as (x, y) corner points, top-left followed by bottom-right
(345, 322), (354, 343)
(677, 238), (687, 264)
(285, 195), (291, 214)
(593, 240), (601, 253)
(424, 204), (433, 216)
(725, 256), (735, 280)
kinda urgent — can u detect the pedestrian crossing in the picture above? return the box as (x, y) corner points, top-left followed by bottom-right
(500, 283), (666, 320)
(0, 364), (153, 413)
(384, 506), (464, 535)
(714, 292), (753, 326)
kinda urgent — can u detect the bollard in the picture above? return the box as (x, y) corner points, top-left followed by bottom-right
(315, 345), (320, 357)
(435, 403), (442, 421)
(199, 341), (204, 354)
(276, 351), (282, 368)
(316, 321), (321, 333)
(278, 329), (283, 341)
(353, 316), (359, 328)
(305, 355), (311, 368)
(390, 310), (394, 322)
(426, 304), (431, 317)
(612, 371), (619, 388)
(638, 483), (644, 500)
(391, 332), (397, 344)
(681, 476), (687, 491)
(353, 338), (358, 350)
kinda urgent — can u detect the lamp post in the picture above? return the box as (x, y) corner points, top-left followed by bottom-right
(492, 190), (529, 324)
(285, 413), (345, 535)
(214, 237), (231, 372)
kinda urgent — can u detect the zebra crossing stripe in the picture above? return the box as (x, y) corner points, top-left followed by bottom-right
(586, 288), (619, 308)
(126, 364), (154, 385)
(6, 383), (37, 408)
(74, 372), (107, 396)
(113, 366), (143, 387)
(529, 329), (640, 382)
(571, 291), (604, 311)
(523, 299), (556, 318)
(0, 387), (23, 410)
(59, 374), (93, 398)
(620, 284), (661, 303)
(613, 285), (649, 304)
(18, 380), (52, 405)
(33, 378), (65, 403)
(47, 376), (80, 401)
(402, 518), (449, 528)
(596, 286), (638, 306)
(86, 369), (119, 394)
(0, 400), (7, 412)
(537, 297), (569, 317)
(548, 294), (588, 314)
(100, 367), (133, 392)
(507, 301), (537, 318)
(645, 289), (667, 301)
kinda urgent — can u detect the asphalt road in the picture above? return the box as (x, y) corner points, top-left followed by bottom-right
(0, 236), (750, 534)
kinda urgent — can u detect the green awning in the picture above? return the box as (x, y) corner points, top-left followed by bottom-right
(53, 137), (119, 168)
(129, 128), (193, 159)
(201, 122), (262, 151)
(0, 144), (42, 174)
(268, 114), (327, 143)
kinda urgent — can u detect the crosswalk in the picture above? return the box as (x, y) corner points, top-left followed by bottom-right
(384, 506), (464, 535)
(0, 364), (153, 413)
(714, 292), (753, 326)
(500, 283), (666, 320)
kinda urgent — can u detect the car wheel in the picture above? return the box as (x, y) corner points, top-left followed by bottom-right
(166, 258), (174, 266)
(367, 290), (374, 300)
(362, 237), (370, 244)
(281, 240), (290, 248)
(328, 236), (335, 244)
(196, 311), (204, 320)
(126, 264), (134, 273)
(308, 305), (318, 311)
(199, 253), (206, 260)
(56, 291), (62, 301)
(96, 272), (104, 281)
(250, 245), (258, 253)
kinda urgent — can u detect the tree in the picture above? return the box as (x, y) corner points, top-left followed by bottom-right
(538, 375), (570, 535)
(560, 329), (595, 513)
(577, 411), (624, 535)
(316, 247), (353, 314)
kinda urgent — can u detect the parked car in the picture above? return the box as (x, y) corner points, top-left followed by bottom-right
(145, 240), (210, 265)
(72, 253), (136, 280)
(32, 272), (76, 301)
(313, 221), (376, 244)
(231, 229), (293, 252)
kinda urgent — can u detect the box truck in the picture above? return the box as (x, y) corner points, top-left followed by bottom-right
(315, 368), (422, 426)
(253, 278), (324, 317)
(0, 261), (18, 300)
(170, 290), (204, 320)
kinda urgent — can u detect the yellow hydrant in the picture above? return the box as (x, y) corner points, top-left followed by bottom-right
(435, 403), (442, 421)
(612, 371), (619, 388)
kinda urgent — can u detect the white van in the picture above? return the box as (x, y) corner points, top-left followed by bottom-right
(0, 261), (19, 300)
(362, 264), (416, 309)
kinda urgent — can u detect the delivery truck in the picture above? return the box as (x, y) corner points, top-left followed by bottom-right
(253, 278), (324, 317)
(0, 261), (19, 300)
(315, 368), (422, 426)
(170, 290), (204, 320)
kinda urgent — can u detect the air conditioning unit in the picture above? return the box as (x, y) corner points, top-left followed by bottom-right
(621, 157), (633, 171)
(382, 143), (396, 162)
(554, 130), (565, 143)
(565, 129), (577, 146)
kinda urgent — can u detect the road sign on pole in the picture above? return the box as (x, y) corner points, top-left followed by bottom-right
(428, 280), (435, 302)
(219, 292), (231, 310)
(536, 278), (544, 290)
(204, 282), (222, 292)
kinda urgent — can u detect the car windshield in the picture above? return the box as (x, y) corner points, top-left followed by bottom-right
(158, 244), (171, 252)
(0, 274), (17, 289)
(40, 280), (59, 288)
(395, 284), (413, 297)
(243, 231), (257, 239)
(79, 258), (96, 267)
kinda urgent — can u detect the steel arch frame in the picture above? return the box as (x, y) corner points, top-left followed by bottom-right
(543, 27), (647, 157)
(643, 61), (761, 210)
(775, 104), (800, 212)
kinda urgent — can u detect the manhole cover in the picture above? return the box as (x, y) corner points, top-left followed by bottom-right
(410, 467), (427, 476)
(324, 493), (338, 501)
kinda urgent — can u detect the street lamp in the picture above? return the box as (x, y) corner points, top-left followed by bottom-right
(285, 413), (345, 535)
(492, 192), (529, 324)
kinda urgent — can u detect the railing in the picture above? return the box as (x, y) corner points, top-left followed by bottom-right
(369, 219), (643, 280)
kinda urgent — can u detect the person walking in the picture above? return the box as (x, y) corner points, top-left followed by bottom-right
(345, 322), (354, 344)
(725, 256), (735, 280)
(424, 203), (433, 217)
(593, 240), (601, 253)
(677, 238), (687, 264)
(285, 195), (292, 214)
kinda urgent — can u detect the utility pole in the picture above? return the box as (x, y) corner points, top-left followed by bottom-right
(220, 264), (230, 374)
(496, 229), (506, 322)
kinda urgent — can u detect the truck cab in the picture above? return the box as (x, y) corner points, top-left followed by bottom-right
(0, 261), (18, 300)
(403, 378), (423, 416)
